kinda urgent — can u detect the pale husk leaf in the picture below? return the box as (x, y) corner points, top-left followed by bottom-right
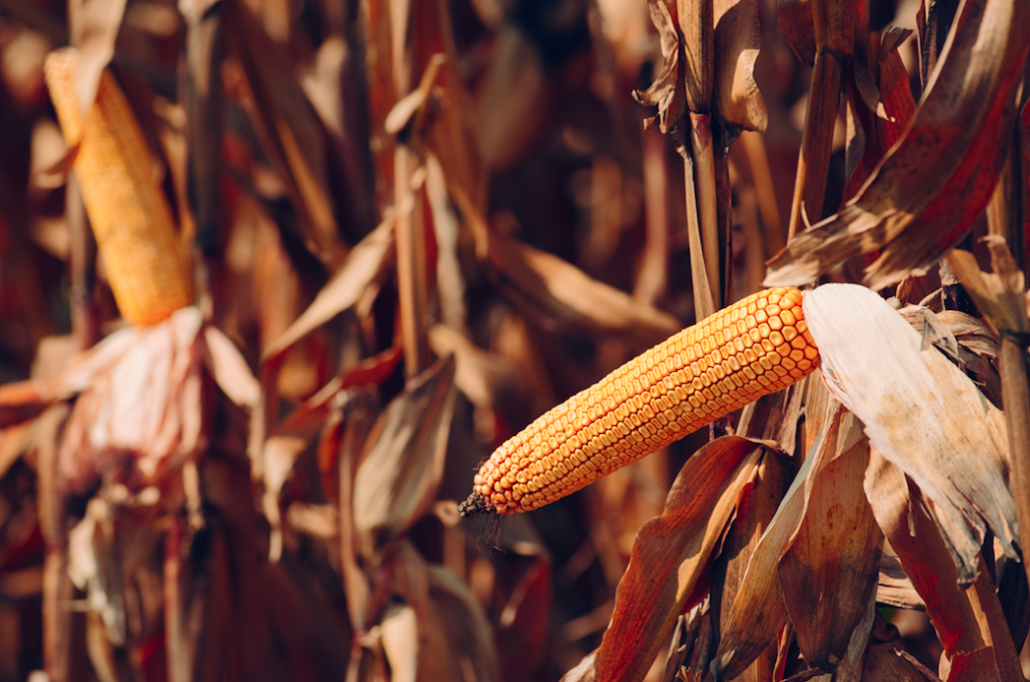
(803, 284), (1018, 583)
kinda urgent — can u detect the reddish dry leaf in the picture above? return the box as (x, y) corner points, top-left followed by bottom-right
(864, 451), (1022, 681)
(593, 436), (765, 682)
(843, 32), (917, 203)
(766, 0), (1030, 290)
(352, 355), (457, 556)
(779, 411), (881, 672)
(495, 549), (552, 682)
(803, 284), (1017, 582)
(262, 220), (394, 362)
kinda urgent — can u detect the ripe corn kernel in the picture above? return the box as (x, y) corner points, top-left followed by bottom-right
(460, 287), (818, 516)
(45, 49), (193, 326)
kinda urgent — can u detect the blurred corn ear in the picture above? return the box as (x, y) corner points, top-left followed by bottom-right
(45, 48), (193, 326)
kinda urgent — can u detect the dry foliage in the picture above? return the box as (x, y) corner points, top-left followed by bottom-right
(0, 0), (1029, 681)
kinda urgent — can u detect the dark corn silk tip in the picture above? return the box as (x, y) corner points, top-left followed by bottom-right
(458, 491), (492, 518)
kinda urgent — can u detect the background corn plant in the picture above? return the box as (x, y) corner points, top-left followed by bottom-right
(0, 0), (1028, 681)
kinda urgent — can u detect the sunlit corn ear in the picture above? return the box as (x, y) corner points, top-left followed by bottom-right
(462, 287), (819, 516)
(44, 48), (193, 326)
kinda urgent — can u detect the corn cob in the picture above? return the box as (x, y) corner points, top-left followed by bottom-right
(461, 287), (819, 516)
(45, 49), (193, 326)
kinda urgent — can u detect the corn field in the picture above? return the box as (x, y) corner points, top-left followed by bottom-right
(0, 0), (1029, 680)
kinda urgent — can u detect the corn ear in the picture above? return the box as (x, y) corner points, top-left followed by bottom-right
(462, 287), (819, 515)
(45, 48), (193, 326)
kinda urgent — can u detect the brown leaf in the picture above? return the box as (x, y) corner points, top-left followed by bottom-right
(803, 284), (1018, 582)
(709, 448), (794, 682)
(864, 451), (1022, 680)
(877, 554), (924, 611)
(860, 614), (939, 682)
(594, 436), (765, 682)
(633, 0), (686, 133)
(766, 0), (1030, 289)
(352, 355), (457, 556)
(713, 0), (767, 132)
(481, 226), (681, 348)
(202, 326), (259, 409)
(423, 566), (502, 682)
(843, 32), (917, 203)
(712, 400), (844, 680)
(262, 220), (394, 362)
(779, 412), (882, 672)
(947, 240), (1028, 336)
(224, 0), (346, 268)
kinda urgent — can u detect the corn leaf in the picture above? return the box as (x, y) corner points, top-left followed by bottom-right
(766, 0), (1030, 289)
(803, 283), (1018, 582)
(595, 436), (765, 682)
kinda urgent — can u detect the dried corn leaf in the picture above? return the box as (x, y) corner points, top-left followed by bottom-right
(864, 451), (1022, 680)
(713, 0), (767, 132)
(877, 554), (923, 611)
(262, 220), (394, 362)
(593, 436), (765, 682)
(635, 0), (765, 132)
(948, 239), (1028, 336)
(224, 0), (345, 268)
(803, 284), (1017, 583)
(483, 227), (681, 348)
(353, 355), (456, 556)
(779, 411), (882, 672)
(712, 400), (843, 680)
(765, 0), (1030, 290)
(843, 34), (917, 202)
(202, 326), (260, 409)
(709, 446), (794, 682)
(54, 308), (208, 495)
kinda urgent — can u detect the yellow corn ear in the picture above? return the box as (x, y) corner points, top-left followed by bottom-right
(45, 49), (193, 326)
(462, 287), (819, 515)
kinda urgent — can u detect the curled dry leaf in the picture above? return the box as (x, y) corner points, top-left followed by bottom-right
(713, 0), (767, 132)
(765, 0), (1030, 290)
(593, 436), (765, 682)
(262, 219), (394, 362)
(803, 284), (1018, 582)
(635, 0), (766, 134)
(353, 355), (457, 556)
